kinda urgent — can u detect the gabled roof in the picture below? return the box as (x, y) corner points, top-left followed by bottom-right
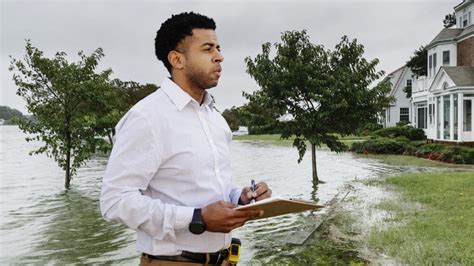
(383, 65), (409, 96)
(443, 66), (474, 86)
(426, 28), (464, 49)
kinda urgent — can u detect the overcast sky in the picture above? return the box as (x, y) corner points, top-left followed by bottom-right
(1, 0), (459, 114)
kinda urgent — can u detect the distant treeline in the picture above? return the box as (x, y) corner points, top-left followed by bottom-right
(0, 105), (33, 125)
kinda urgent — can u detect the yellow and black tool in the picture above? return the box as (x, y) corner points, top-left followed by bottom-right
(227, 238), (241, 265)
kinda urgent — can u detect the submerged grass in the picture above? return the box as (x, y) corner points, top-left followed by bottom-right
(254, 214), (367, 265)
(369, 171), (474, 264)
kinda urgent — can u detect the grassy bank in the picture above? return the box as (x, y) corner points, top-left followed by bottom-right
(369, 171), (474, 264)
(233, 134), (369, 147)
(355, 153), (474, 169)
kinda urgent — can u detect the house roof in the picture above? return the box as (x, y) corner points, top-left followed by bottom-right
(443, 66), (474, 86)
(454, 0), (472, 11)
(426, 28), (464, 49)
(458, 24), (474, 40)
(383, 65), (409, 97)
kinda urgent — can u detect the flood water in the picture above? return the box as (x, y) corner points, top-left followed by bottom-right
(0, 126), (419, 264)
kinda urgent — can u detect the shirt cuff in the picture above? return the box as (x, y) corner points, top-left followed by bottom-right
(174, 206), (194, 230)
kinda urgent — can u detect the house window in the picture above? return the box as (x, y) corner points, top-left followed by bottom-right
(428, 55), (433, 77)
(464, 100), (472, 131)
(443, 51), (450, 65)
(433, 53), (437, 76)
(443, 82), (449, 90)
(400, 108), (409, 122)
(406, 79), (412, 88)
(463, 13), (469, 27)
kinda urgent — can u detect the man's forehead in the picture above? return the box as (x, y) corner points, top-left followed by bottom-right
(188, 29), (218, 45)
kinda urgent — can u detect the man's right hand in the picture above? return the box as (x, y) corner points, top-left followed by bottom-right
(201, 201), (263, 233)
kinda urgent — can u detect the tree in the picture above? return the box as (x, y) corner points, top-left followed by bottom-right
(443, 12), (456, 28)
(406, 46), (427, 78)
(9, 40), (119, 189)
(0, 105), (26, 124)
(245, 30), (392, 182)
(222, 107), (240, 131)
(240, 91), (284, 134)
(112, 79), (159, 109)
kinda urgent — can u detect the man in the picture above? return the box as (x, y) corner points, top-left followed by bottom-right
(100, 12), (272, 265)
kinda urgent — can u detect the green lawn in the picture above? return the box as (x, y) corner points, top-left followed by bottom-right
(369, 171), (474, 264)
(354, 153), (474, 169)
(233, 134), (369, 147)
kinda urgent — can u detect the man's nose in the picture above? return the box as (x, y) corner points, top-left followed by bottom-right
(214, 51), (224, 63)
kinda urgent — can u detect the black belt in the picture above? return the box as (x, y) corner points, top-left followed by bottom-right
(143, 249), (229, 264)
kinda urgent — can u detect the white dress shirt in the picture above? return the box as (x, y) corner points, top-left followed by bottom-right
(100, 78), (241, 256)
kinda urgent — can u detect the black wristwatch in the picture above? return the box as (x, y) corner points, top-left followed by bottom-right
(189, 208), (206, 235)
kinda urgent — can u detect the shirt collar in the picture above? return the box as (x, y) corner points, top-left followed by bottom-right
(161, 78), (215, 111)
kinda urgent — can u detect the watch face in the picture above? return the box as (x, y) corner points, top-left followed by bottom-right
(189, 222), (206, 234)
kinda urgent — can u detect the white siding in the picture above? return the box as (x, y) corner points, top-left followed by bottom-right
(427, 43), (457, 80)
(456, 2), (473, 28)
(384, 67), (413, 127)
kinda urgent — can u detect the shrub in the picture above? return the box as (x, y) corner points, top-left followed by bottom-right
(356, 122), (384, 135)
(351, 137), (407, 154)
(373, 125), (426, 141)
(352, 135), (474, 164)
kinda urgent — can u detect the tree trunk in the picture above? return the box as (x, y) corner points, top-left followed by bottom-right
(311, 143), (318, 183)
(107, 131), (114, 146)
(65, 130), (71, 190)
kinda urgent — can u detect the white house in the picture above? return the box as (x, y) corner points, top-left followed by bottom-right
(381, 66), (414, 128)
(385, 0), (474, 143)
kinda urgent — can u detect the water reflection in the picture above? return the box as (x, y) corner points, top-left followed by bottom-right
(18, 191), (136, 264)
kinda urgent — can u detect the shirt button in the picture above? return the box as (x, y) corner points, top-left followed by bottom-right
(215, 168), (220, 174)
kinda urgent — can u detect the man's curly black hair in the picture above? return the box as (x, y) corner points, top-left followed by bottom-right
(155, 12), (216, 73)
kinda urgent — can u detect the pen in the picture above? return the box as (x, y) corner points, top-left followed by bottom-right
(251, 179), (256, 203)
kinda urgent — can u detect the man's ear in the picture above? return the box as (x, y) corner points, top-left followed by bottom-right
(168, 51), (184, 70)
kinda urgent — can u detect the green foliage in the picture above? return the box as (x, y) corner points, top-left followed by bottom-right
(403, 85), (411, 98)
(356, 122), (383, 136)
(9, 40), (120, 189)
(373, 125), (426, 141)
(352, 135), (474, 164)
(0, 105), (28, 125)
(245, 30), (392, 170)
(351, 137), (407, 154)
(415, 144), (474, 164)
(222, 107), (240, 131)
(111, 79), (159, 109)
(443, 12), (456, 28)
(240, 91), (284, 135)
(0, 105), (24, 120)
(406, 46), (427, 78)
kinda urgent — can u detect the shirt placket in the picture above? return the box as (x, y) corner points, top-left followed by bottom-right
(196, 106), (227, 200)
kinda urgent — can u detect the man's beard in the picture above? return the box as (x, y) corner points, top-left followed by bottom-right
(185, 64), (218, 90)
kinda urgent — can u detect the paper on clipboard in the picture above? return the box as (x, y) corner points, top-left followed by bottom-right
(234, 196), (324, 220)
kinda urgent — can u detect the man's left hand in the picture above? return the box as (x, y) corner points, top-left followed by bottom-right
(239, 181), (272, 205)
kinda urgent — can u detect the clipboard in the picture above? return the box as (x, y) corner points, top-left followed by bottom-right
(234, 196), (324, 220)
